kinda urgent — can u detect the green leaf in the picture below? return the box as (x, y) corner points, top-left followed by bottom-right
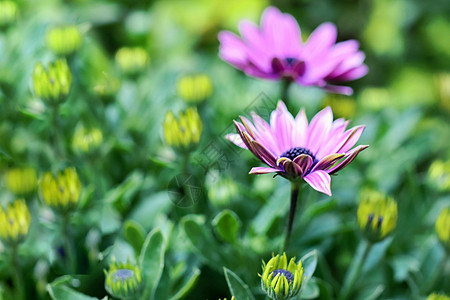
(223, 267), (255, 300)
(169, 268), (201, 300)
(47, 276), (100, 300)
(300, 277), (320, 299)
(123, 220), (146, 255)
(139, 228), (166, 300)
(354, 284), (384, 300)
(301, 250), (318, 281)
(212, 209), (241, 243)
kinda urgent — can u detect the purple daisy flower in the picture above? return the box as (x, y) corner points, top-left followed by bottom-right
(226, 101), (368, 196)
(218, 6), (368, 95)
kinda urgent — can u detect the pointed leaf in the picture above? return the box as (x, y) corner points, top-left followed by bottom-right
(123, 220), (146, 255)
(212, 209), (241, 243)
(300, 277), (320, 299)
(169, 268), (201, 300)
(47, 275), (100, 300)
(301, 250), (318, 281)
(223, 267), (255, 300)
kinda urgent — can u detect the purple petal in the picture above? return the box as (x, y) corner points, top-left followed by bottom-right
(277, 158), (303, 176)
(332, 64), (369, 81)
(270, 101), (295, 152)
(328, 145), (368, 174)
(316, 119), (349, 158)
(293, 154), (313, 175)
(327, 52), (366, 79)
(225, 133), (247, 149)
(292, 108), (308, 148)
(249, 166), (280, 174)
(306, 106), (333, 154)
(251, 140), (277, 167)
(218, 31), (248, 69)
(311, 153), (345, 172)
(303, 22), (337, 58)
(337, 125), (365, 153)
(304, 170), (332, 196)
(323, 84), (354, 95)
(238, 20), (273, 73)
(251, 112), (281, 155)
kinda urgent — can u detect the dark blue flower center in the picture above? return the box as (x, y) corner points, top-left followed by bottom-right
(281, 147), (316, 162)
(113, 269), (134, 283)
(271, 269), (294, 283)
(285, 57), (298, 66)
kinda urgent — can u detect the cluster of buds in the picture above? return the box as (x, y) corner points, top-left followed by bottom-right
(163, 107), (202, 150)
(357, 189), (398, 242)
(115, 47), (150, 75)
(0, 200), (31, 245)
(39, 167), (82, 213)
(260, 252), (304, 300)
(32, 59), (72, 104)
(435, 207), (449, 251)
(46, 25), (82, 56)
(104, 261), (142, 300)
(0, 1), (18, 27)
(428, 159), (450, 192)
(4, 166), (38, 196)
(72, 124), (103, 154)
(177, 74), (213, 103)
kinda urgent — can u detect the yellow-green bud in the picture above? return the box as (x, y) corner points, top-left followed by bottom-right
(428, 159), (450, 192)
(260, 253), (304, 300)
(322, 95), (356, 119)
(115, 47), (149, 75)
(357, 189), (397, 242)
(4, 167), (38, 196)
(93, 72), (120, 98)
(0, 199), (31, 245)
(0, 1), (18, 27)
(32, 59), (72, 104)
(177, 74), (213, 103)
(219, 297), (235, 300)
(435, 207), (450, 250)
(72, 124), (103, 154)
(427, 293), (450, 300)
(104, 261), (142, 300)
(46, 25), (82, 56)
(39, 168), (81, 212)
(163, 107), (202, 150)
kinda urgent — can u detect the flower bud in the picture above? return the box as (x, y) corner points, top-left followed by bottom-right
(72, 124), (103, 154)
(4, 167), (38, 196)
(39, 168), (81, 212)
(427, 293), (450, 300)
(177, 74), (213, 103)
(0, 1), (18, 27)
(163, 107), (202, 150)
(435, 207), (450, 250)
(32, 59), (72, 104)
(104, 261), (142, 300)
(357, 189), (397, 242)
(0, 200), (31, 245)
(115, 47), (149, 75)
(46, 25), (82, 56)
(260, 252), (304, 300)
(428, 159), (450, 192)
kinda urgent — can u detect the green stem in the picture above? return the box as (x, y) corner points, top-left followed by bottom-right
(420, 250), (448, 294)
(338, 239), (372, 300)
(62, 213), (77, 274)
(282, 183), (301, 252)
(11, 245), (25, 300)
(51, 103), (64, 158)
(280, 79), (292, 105)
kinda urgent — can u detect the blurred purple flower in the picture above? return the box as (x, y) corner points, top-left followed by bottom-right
(218, 6), (368, 95)
(226, 101), (368, 195)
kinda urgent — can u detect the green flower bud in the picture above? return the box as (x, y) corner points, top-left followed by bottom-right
(435, 207), (450, 251)
(32, 59), (72, 104)
(72, 124), (103, 154)
(104, 261), (142, 300)
(0, 199), (31, 245)
(177, 74), (213, 103)
(46, 25), (82, 56)
(260, 253), (304, 300)
(39, 168), (81, 212)
(4, 167), (38, 196)
(428, 159), (450, 192)
(357, 189), (397, 242)
(427, 293), (450, 300)
(115, 47), (149, 75)
(163, 107), (202, 150)
(0, 1), (18, 27)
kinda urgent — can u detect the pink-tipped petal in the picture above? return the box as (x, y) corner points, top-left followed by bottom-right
(307, 106), (333, 154)
(249, 166), (280, 174)
(270, 101), (295, 151)
(304, 170), (332, 196)
(328, 145), (368, 174)
(225, 133), (247, 149)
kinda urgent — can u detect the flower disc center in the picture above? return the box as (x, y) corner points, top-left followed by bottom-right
(280, 147), (316, 162)
(271, 269), (294, 283)
(113, 269), (134, 283)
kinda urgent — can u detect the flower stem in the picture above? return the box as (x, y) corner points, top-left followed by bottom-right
(282, 183), (300, 251)
(281, 79), (292, 105)
(338, 239), (372, 300)
(51, 103), (64, 158)
(11, 245), (25, 300)
(62, 213), (77, 274)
